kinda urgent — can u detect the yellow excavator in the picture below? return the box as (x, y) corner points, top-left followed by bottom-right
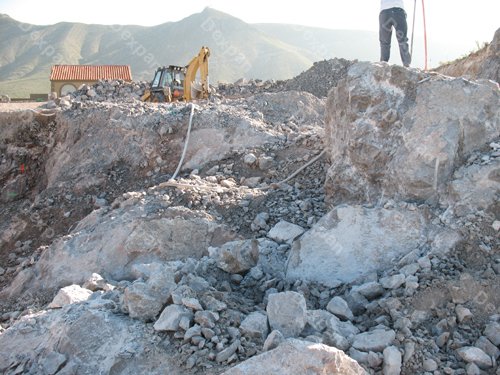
(142, 47), (210, 102)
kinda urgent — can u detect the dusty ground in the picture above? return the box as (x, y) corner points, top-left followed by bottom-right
(0, 102), (47, 112)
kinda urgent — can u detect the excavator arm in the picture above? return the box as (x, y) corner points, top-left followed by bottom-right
(183, 46), (210, 101)
(142, 47), (210, 103)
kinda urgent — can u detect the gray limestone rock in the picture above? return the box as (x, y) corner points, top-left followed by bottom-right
(326, 296), (354, 321)
(383, 346), (401, 375)
(352, 329), (396, 353)
(267, 220), (305, 244)
(48, 285), (93, 309)
(240, 311), (269, 340)
(325, 62), (499, 205)
(287, 206), (431, 285)
(484, 322), (500, 346)
(267, 291), (307, 338)
(209, 239), (259, 274)
(223, 339), (367, 375)
(457, 347), (493, 369)
(154, 304), (193, 331)
(263, 330), (285, 352)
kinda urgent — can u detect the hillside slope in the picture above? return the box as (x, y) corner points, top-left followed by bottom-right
(435, 28), (499, 83)
(0, 9), (328, 96)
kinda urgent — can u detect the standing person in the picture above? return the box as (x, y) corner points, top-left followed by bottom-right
(379, 0), (412, 67)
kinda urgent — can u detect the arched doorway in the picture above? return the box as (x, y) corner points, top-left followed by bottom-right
(60, 83), (77, 96)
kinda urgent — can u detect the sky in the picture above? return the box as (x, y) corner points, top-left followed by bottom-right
(1, 0), (499, 60)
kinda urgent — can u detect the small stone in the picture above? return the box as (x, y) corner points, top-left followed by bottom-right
(240, 311), (269, 340)
(202, 328), (215, 340)
(182, 297), (203, 311)
(48, 285), (93, 308)
(323, 330), (350, 351)
(436, 332), (450, 347)
(457, 347), (493, 369)
(267, 291), (307, 338)
(475, 336), (500, 359)
(258, 156), (274, 170)
(208, 239), (259, 273)
(201, 295), (227, 312)
(230, 274), (244, 284)
(194, 311), (219, 328)
(484, 322), (500, 346)
(352, 329), (396, 352)
(399, 263), (420, 276)
(243, 153), (257, 165)
(263, 330), (285, 351)
(456, 305), (473, 323)
(326, 296), (354, 321)
(383, 346), (401, 375)
(417, 256), (431, 269)
(267, 220), (305, 244)
(466, 363), (481, 375)
(352, 282), (384, 300)
(380, 274), (406, 290)
(368, 351), (382, 368)
(184, 324), (202, 341)
(403, 341), (415, 363)
(154, 305), (193, 331)
(82, 273), (112, 291)
(423, 358), (438, 371)
(216, 339), (240, 363)
(492, 221), (500, 231)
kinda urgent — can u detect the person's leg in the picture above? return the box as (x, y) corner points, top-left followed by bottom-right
(379, 10), (393, 62)
(393, 9), (412, 66)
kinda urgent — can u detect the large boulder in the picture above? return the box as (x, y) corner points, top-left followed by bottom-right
(1, 204), (236, 299)
(443, 160), (500, 217)
(0, 301), (183, 374)
(286, 205), (433, 285)
(223, 339), (367, 375)
(324, 62), (499, 206)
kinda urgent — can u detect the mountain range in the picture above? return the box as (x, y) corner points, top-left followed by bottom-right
(0, 8), (475, 97)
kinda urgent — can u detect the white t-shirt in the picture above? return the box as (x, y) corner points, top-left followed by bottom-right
(381, 0), (405, 11)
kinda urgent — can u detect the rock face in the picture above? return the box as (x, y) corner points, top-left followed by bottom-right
(223, 339), (367, 375)
(0, 302), (182, 374)
(286, 205), (431, 285)
(324, 62), (499, 206)
(1, 205), (235, 298)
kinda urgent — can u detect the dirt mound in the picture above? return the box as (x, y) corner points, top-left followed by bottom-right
(284, 58), (355, 97)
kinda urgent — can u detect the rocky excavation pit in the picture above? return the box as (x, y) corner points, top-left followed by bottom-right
(0, 34), (499, 375)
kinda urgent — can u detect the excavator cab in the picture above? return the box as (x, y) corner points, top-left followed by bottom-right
(147, 66), (186, 102)
(142, 47), (210, 103)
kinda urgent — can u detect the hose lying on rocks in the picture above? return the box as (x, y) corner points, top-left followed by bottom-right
(162, 102), (326, 191)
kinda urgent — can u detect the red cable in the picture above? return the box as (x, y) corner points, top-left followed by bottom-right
(421, 0), (428, 70)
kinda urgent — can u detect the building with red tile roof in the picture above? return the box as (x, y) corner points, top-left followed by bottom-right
(50, 65), (132, 97)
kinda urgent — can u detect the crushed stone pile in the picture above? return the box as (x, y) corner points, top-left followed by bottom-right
(284, 58), (355, 97)
(0, 50), (499, 375)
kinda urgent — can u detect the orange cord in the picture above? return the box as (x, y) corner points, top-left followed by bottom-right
(421, 0), (428, 70)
